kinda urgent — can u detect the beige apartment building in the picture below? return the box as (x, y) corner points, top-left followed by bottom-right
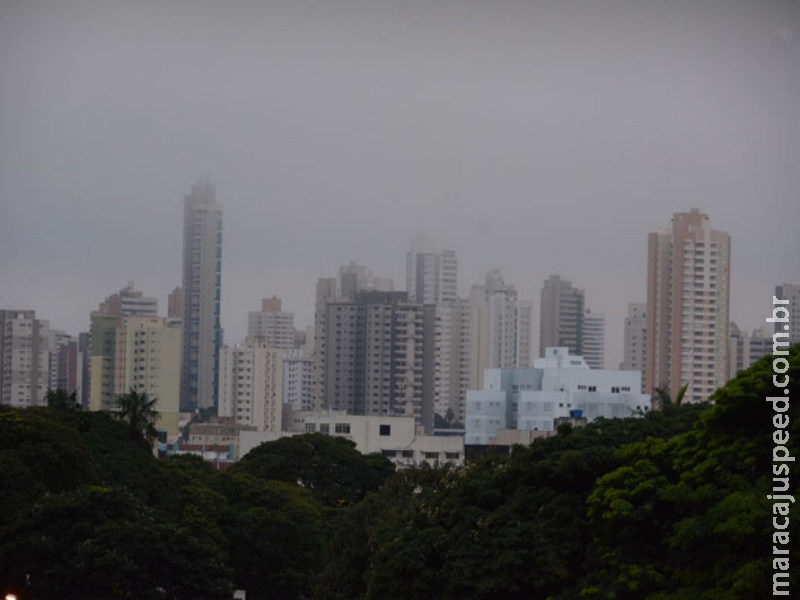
(646, 209), (731, 403)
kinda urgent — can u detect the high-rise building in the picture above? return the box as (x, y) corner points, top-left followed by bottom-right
(181, 177), (223, 412)
(99, 283), (158, 319)
(283, 348), (314, 412)
(319, 291), (433, 429)
(48, 330), (81, 396)
(406, 234), (458, 305)
(168, 287), (184, 320)
(247, 296), (295, 350)
(465, 270), (532, 392)
(1, 310), (50, 407)
(432, 301), (470, 424)
(539, 275), (585, 358)
(774, 283), (800, 346)
(124, 316), (182, 438)
(621, 302), (647, 391)
(89, 284), (159, 411)
(582, 309), (605, 369)
(645, 209), (731, 402)
(218, 338), (283, 433)
(312, 277), (338, 410)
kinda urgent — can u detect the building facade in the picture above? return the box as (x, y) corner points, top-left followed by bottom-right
(247, 296), (296, 350)
(581, 309), (605, 369)
(406, 234), (458, 305)
(0, 310), (50, 407)
(621, 302), (647, 392)
(539, 275), (585, 358)
(181, 177), (223, 412)
(218, 338), (284, 433)
(124, 316), (182, 438)
(466, 347), (649, 446)
(283, 348), (314, 412)
(645, 209), (731, 402)
(774, 283), (800, 346)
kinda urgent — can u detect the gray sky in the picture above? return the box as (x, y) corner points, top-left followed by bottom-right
(1, 0), (799, 368)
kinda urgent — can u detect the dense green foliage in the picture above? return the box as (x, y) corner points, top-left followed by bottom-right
(0, 346), (797, 598)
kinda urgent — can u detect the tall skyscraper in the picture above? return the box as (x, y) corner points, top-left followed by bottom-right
(539, 275), (585, 358)
(181, 177), (223, 412)
(621, 302), (647, 391)
(406, 234), (458, 305)
(1, 309), (50, 407)
(645, 209), (731, 403)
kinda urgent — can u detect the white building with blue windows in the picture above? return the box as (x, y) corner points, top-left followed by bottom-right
(465, 347), (650, 445)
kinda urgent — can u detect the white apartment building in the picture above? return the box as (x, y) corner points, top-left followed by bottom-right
(466, 347), (649, 445)
(283, 348), (314, 411)
(247, 296), (296, 350)
(581, 309), (605, 369)
(1, 310), (50, 407)
(406, 234), (459, 305)
(218, 339), (283, 433)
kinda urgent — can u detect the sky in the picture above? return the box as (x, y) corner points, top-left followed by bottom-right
(1, 0), (799, 368)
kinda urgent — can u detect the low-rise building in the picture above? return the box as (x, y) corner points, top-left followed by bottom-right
(240, 410), (465, 467)
(466, 347), (650, 446)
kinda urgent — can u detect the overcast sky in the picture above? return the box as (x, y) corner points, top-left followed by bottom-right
(1, 0), (799, 367)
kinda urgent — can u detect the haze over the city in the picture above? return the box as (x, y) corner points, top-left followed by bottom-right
(2, 0), (799, 368)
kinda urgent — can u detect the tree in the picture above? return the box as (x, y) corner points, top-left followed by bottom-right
(229, 433), (394, 507)
(651, 381), (689, 411)
(45, 388), (81, 411)
(114, 388), (159, 446)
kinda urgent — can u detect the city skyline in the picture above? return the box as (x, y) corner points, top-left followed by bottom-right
(2, 0), (799, 370)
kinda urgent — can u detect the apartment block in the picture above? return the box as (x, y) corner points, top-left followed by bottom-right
(0, 310), (50, 407)
(539, 275), (584, 357)
(247, 296), (296, 349)
(406, 234), (458, 305)
(646, 209), (731, 402)
(621, 302), (647, 392)
(124, 316), (182, 438)
(218, 338), (284, 433)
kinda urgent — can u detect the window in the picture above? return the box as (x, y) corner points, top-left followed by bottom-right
(335, 423), (351, 434)
(424, 452), (439, 460)
(305, 423), (316, 433)
(319, 423), (330, 434)
(445, 452), (460, 460)
(381, 449), (396, 458)
(401, 449), (414, 458)
(379, 424), (391, 436)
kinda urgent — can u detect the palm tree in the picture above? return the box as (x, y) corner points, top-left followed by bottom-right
(114, 388), (160, 446)
(651, 382), (690, 411)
